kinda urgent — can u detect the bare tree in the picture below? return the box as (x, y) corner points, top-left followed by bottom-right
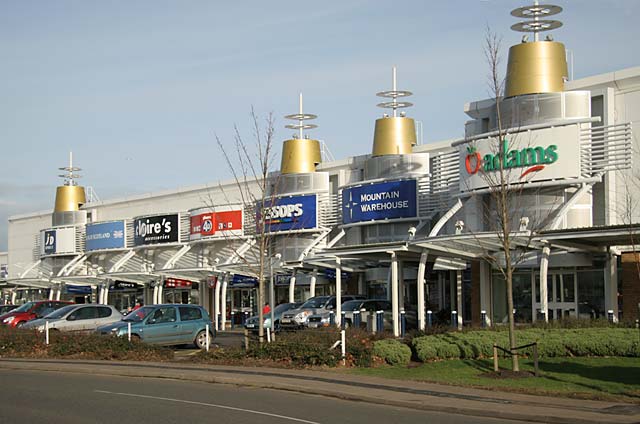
(212, 108), (278, 345)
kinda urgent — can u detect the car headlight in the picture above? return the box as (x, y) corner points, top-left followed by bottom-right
(294, 311), (311, 322)
(3, 316), (15, 324)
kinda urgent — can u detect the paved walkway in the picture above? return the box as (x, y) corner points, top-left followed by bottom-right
(0, 358), (638, 423)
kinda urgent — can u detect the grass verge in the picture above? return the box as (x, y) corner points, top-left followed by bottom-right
(349, 357), (640, 403)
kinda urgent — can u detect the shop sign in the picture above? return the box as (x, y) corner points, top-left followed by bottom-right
(133, 214), (179, 246)
(190, 210), (243, 240)
(257, 194), (317, 233)
(324, 269), (351, 280)
(111, 281), (137, 290)
(342, 180), (417, 224)
(0, 265), (7, 278)
(164, 278), (192, 288)
(86, 221), (126, 251)
(459, 125), (581, 191)
(206, 276), (218, 289)
(40, 227), (76, 255)
(65, 285), (92, 295)
(229, 274), (258, 288)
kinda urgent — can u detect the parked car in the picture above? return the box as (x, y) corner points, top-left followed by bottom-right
(307, 299), (390, 328)
(280, 295), (365, 330)
(23, 304), (123, 333)
(0, 300), (73, 328)
(97, 304), (214, 349)
(0, 305), (16, 315)
(244, 302), (301, 333)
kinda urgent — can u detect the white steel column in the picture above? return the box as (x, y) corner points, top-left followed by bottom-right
(357, 273), (365, 296)
(214, 276), (222, 330)
(390, 252), (399, 337)
(55, 286), (61, 301)
(10, 291), (17, 305)
(288, 271), (297, 303)
(604, 250), (619, 322)
(157, 284), (164, 304)
(309, 269), (317, 298)
(103, 285), (109, 305)
(417, 251), (428, 331)
(398, 260), (405, 313)
(479, 261), (492, 326)
(335, 258), (342, 327)
(220, 275), (229, 331)
(540, 244), (550, 322)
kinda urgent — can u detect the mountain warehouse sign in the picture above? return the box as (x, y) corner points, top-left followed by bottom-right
(342, 179), (417, 224)
(458, 125), (581, 191)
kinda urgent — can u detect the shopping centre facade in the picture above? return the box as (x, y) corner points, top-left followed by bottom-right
(2, 4), (639, 336)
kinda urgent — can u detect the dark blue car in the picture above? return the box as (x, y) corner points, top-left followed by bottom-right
(97, 304), (214, 349)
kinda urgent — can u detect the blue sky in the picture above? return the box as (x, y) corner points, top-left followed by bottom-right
(1, 0), (638, 250)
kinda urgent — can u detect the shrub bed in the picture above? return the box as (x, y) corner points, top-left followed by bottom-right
(372, 339), (411, 366)
(0, 326), (173, 361)
(412, 328), (640, 362)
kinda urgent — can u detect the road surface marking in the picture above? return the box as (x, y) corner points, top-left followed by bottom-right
(95, 390), (321, 424)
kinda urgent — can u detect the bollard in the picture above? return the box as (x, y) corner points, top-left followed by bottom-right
(266, 327), (271, 343)
(243, 328), (249, 351)
(481, 310), (487, 328)
(376, 310), (384, 333)
(533, 343), (539, 377)
(217, 313), (222, 331)
(45, 320), (49, 345)
(341, 311), (346, 329)
(367, 313), (374, 333)
(427, 310), (432, 328)
(329, 311), (335, 326)
(607, 310), (614, 323)
(128, 322), (132, 342)
(205, 324), (210, 352)
(230, 311), (235, 329)
(400, 310), (406, 338)
(353, 310), (361, 328)
(451, 310), (458, 329)
(493, 344), (499, 372)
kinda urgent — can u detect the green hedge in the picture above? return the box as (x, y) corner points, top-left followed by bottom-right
(372, 339), (411, 366)
(412, 328), (640, 362)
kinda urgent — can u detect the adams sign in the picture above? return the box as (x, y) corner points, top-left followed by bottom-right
(459, 125), (581, 191)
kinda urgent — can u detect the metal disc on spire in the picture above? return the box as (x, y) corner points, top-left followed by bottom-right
(510, 2), (563, 39)
(284, 93), (318, 139)
(511, 4), (562, 18)
(375, 66), (413, 117)
(58, 152), (82, 186)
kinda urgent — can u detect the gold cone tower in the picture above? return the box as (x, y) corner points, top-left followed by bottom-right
(54, 152), (86, 212)
(372, 67), (416, 156)
(505, 3), (567, 98)
(280, 93), (322, 174)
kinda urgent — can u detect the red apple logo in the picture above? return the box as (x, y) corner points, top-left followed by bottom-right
(465, 146), (482, 175)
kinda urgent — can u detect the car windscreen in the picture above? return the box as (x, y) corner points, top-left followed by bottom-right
(44, 305), (77, 319)
(300, 297), (330, 309)
(341, 300), (364, 311)
(123, 306), (154, 322)
(11, 302), (35, 313)
(273, 303), (296, 314)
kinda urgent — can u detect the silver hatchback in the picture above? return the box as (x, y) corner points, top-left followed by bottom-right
(23, 304), (123, 333)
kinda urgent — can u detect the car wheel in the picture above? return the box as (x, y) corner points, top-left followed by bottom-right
(16, 321), (26, 328)
(194, 330), (214, 350)
(344, 320), (351, 329)
(130, 334), (141, 343)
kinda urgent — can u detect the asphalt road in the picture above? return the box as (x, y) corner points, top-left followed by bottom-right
(0, 369), (527, 424)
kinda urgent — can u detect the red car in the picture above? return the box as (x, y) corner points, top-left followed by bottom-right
(0, 300), (73, 328)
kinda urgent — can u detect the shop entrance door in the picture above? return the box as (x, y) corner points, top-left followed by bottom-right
(534, 272), (578, 320)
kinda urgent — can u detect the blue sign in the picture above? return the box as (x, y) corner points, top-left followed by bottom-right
(44, 230), (56, 254)
(86, 221), (126, 251)
(230, 274), (258, 288)
(65, 285), (92, 295)
(324, 269), (351, 281)
(258, 194), (317, 233)
(342, 180), (417, 224)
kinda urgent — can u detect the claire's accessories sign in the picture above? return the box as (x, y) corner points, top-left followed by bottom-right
(257, 194), (317, 233)
(86, 221), (126, 251)
(133, 214), (179, 246)
(342, 179), (417, 224)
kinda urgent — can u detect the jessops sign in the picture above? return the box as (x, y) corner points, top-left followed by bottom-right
(190, 209), (243, 240)
(40, 227), (76, 255)
(342, 180), (417, 224)
(133, 214), (179, 246)
(86, 221), (126, 251)
(258, 194), (317, 233)
(459, 125), (581, 191)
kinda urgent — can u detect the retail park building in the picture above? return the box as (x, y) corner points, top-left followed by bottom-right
(2, 4), (639, 336)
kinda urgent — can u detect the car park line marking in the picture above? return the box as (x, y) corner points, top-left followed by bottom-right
(94, 390), (321, 424)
